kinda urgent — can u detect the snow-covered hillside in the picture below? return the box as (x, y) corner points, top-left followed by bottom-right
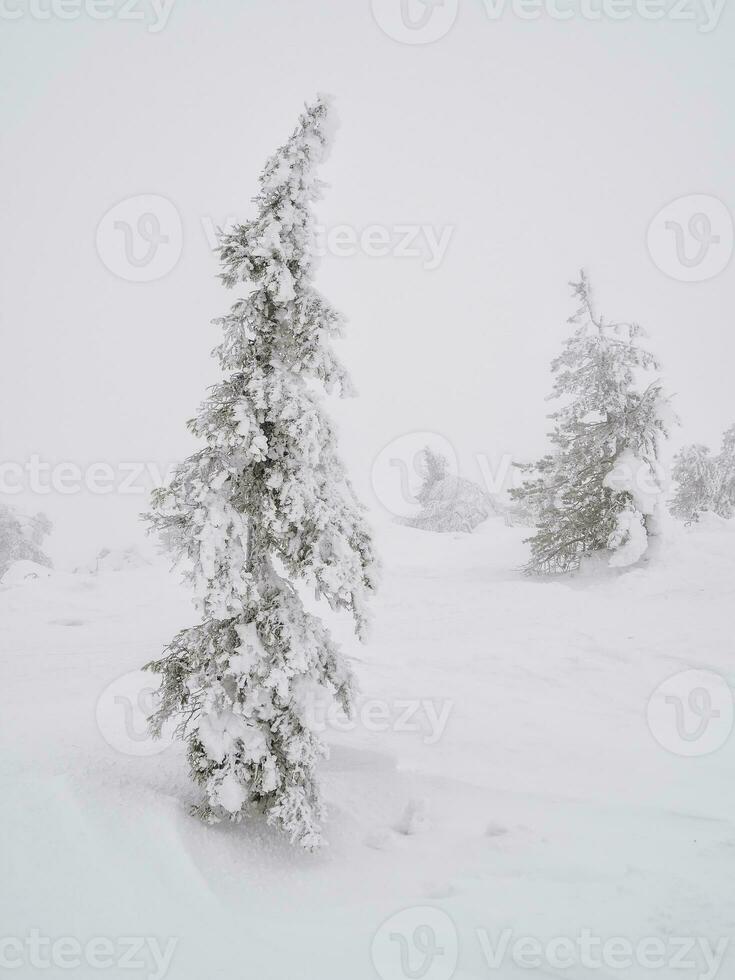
(2, 516), (734, 979)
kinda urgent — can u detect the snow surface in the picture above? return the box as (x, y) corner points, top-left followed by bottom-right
(2, 517), (734, 978)
(0, 559), (52, 586)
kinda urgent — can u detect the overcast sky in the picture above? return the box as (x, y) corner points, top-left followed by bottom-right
(2, 0), (733, 564)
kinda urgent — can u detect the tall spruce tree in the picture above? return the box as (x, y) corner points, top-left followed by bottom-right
(511, 272), (671, 573)
(145, 96), (378, 849)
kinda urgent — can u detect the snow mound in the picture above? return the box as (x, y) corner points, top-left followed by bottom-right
(1, 560), (53, 586)
(74, 546), (150, 575)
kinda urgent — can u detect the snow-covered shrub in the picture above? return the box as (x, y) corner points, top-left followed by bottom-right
(74, 546), (150, 575)
(401, 447), (495, 533)
(670, 423), (735, 524)
(0, 504), (52, 579)
(144, 96), (378, 850)
(511, 272), (672, 573)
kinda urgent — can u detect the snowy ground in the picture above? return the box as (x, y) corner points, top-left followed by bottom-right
(2, 516), (734, 980)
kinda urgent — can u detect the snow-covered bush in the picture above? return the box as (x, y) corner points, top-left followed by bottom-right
(74, 546), (150, 575)
(401, 447), (495, 533)
(0, 504), (52, 579)
(670, 423), (735, 524)
(511, 272), (671, 573)
(144, 96), (378, 849)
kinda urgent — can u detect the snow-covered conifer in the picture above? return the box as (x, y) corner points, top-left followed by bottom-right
(401, 446), (495, 533)
(714, 423), (735, 519)
(145, 96), (378, 849)
(671, 423), (735, 523)
(511, 272), (671, 573)
(0, 504), (52, 579)
(670, 444), (718, 524)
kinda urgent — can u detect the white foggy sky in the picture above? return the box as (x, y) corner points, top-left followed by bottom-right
(2, 0), (734, 564)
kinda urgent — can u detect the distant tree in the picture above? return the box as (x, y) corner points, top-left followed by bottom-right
(401, 447), (495, 533)
(419, 446), (449, 489)
(713, 423), (735, 519)
(511, 272), (671, 573)
(0, 504), (52, 578)
(144, 96), (378, 850)
(670, 444), (719, 524)
(671, 423), (735, 523)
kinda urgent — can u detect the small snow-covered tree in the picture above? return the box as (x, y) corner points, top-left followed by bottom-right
(671, 423), (735, 523)
(0, 504), (52, 578)
(511, 272), (671, 573)
(145, 96), (378, 849)
(670, 444), (718, 524)
(419, 446), (449, 489)
(713, 423), (735, 519)
(401, 446), (495, 533)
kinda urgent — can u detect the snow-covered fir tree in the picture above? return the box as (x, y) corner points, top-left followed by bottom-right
(671, 423), (735, 523)
(145, 96), (378, 850)
(0, 504), (52, 579)
(669, 444), (718, 524)
(401, 446), (495, 533)
(714, 423), (735, 518)
(511, 272), (671, 573)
